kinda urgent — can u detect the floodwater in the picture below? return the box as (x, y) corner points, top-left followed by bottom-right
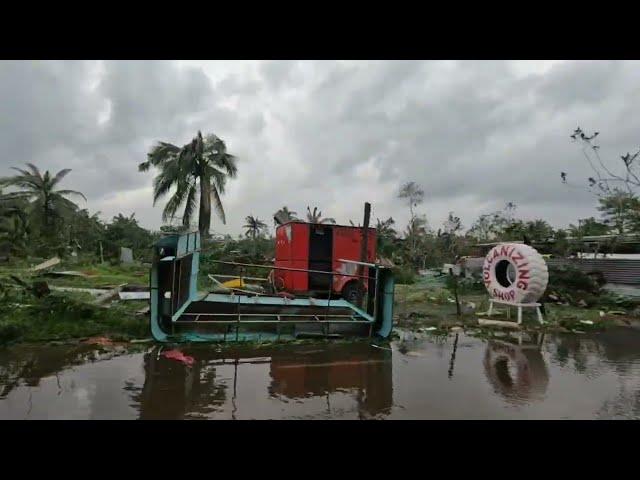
(1, 328), (640, 419)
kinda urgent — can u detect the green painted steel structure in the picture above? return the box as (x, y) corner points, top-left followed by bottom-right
(149, 232), (395, 343)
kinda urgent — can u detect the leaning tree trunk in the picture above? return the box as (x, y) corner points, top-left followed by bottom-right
(199, 180), (212, 238)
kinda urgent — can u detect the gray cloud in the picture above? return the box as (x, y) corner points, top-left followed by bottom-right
(1, 60), (639, 237)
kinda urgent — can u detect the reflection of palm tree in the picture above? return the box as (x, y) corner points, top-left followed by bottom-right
(132, 348), (228, 420)
(0, 345), (104, 399)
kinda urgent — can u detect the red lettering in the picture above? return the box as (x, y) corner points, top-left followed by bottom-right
(511, 250), (524, 263)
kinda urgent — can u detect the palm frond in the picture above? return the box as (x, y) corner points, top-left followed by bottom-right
(55, 189), (87, 201)
(210, 185), (226, 224)
(51, 168), (72, 186)
(161, 178), (193, 222)
(25, 163), (42, 179)
(182, 183), (198, 226)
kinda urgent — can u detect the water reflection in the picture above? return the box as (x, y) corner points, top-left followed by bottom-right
(3, 329), (640, 419)
(0, 344), (123, 399)
(482, 333), (549, 405)
(268, 343), (393, 419)
(134, 342), (393, 419)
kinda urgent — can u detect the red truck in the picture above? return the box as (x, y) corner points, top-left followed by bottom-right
(273, 221), (376, 303)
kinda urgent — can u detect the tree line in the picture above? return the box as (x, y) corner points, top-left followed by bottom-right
(2, 127), (638, 267)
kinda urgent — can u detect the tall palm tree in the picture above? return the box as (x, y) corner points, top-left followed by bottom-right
(243, 215), (268, 240)
(0, 191), (31, 255)
(306, 206), (336, 224)
(139, 131), (238, 237)
(376, 217), (396, 238)
(0, 163), (86, 234)
(273, 206), (298, 226)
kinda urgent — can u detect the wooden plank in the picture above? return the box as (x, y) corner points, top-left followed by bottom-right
(478, 318), (522, 329)
(31, 256), (61, 272)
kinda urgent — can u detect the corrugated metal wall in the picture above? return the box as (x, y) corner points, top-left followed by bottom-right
(546, 259), (640, 285)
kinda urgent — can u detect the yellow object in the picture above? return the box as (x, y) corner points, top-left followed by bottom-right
(221, 278), (245, 289)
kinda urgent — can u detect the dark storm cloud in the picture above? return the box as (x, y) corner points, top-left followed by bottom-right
(2, 60), (639, 234)
(0, 60), (225, 205)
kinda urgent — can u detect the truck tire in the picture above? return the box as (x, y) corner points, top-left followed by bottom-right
(482, 243), (548, 304)
(342, 281), (364, 306)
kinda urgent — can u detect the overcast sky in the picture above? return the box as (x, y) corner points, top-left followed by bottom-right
(2, 60), (639, 236)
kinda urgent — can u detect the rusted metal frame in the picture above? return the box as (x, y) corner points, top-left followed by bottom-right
(206, 259), (374, 281)
(175, 319), (372, 324)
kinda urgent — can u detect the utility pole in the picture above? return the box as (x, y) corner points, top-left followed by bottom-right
(357, 202), (371, 308)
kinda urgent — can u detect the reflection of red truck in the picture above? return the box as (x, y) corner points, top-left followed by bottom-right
(274, 221), (376, 303)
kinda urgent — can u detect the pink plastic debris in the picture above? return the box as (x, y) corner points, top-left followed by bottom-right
(161, 349), (195, 366)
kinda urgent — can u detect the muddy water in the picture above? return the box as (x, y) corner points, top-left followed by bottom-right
(1, 328), (640, 419)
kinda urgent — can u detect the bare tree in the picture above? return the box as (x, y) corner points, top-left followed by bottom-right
(398, 182), (425, 265)
(563, 127), (640, 197)
(398, 181), (425, 219)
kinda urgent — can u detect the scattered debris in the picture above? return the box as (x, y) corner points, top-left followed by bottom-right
(418, 326), (437, 332)
(577, 299), (588, 308)
(83, 336), (114, 346)
(130, 338), (154, 344)
(161, 349), (194, 366)
(120, 247), (134, 264)
(580, 320), (594, 325)
(31, 256), (61, 272)
(44, 270), (90, 278)
(450, 326), (463, 332)
(10, 276), (50, 298)
(118, 291), (150, 300)
(94, 284), (127, 306)
(478, 318), (522, 329)
(607, 310), (627, 316)
(136, 306), (151, 316)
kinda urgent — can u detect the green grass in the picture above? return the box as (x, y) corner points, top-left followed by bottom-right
(0, 261), (148, 290)
(393, 279), (624, 333)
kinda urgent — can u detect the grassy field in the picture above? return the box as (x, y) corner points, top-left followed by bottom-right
(392, 274), (631, 334)
(0, 259), (150, 345)
(1, 258), (637, 345)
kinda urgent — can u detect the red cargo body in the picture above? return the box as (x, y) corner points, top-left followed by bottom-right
(274, 221), (376, 297)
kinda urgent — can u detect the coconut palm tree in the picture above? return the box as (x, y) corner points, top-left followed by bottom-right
(138, 131), (238, 237)
(273, 206), (298, 226)
(0, 164), (86, 235)
(376, 217), (396, 238)
(0, 191), (31, 255)
(243, 215), (268, 240)
(306, 206), (336, 224)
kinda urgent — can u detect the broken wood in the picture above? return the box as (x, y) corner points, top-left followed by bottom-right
(31, 256), (60, 272)
(118, 291), (150, 301)
(49, 286), (108, 296)
(95, 284), (127, 305)
(478, 318), (522, 329)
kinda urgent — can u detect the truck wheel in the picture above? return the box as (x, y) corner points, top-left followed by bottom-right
(342, 281), (364, 305)
(482, 243), (548, 304)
